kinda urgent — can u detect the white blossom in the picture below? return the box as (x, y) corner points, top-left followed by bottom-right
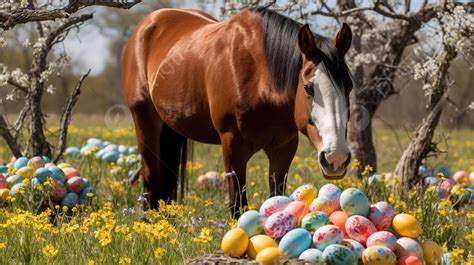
(23, 38), (31, 48)
(46, 84), (56, 95)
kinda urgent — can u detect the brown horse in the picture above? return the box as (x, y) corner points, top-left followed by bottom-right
(122, 7), (353, 216)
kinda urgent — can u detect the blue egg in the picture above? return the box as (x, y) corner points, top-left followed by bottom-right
(0, 166), (7, 174)
(82, 178), (91, 188)
(14, 157), (28, 170)
(80, 144), (93, 155)
(368, 174), (383, 189)
(10, 183), (28, 196)
(118, 145), (129, 155)
(340, 188), (370, 216)
(128, 146), (138, 154)
(103, 141), (112, 147)
(79, 186), (96, 202)
(279, 228), (311, 258)
(434, 186), (448, 198)
(6, 175), (23, 188)
(464, 188), (473, 203)
(322, 244), (356, 265)
(35, 168), (52, 183)
(30, 178), (40, 188)
(435, 166), (452, 179)
(95, 149), (107, 159)
(65, 146), (81, 156)
(299, 248), (323, 264)
(237, 210), (264, 237)
(424, 176), (439, 186)
(61, 192), (79, 208)
(42, 156), (51, 163)
(442, 253), (452, 265)
(104, 144), (118, 152)
(418, 165), (432, 178)
(49, 167), (66, 183)
(102, 151), (120, 163)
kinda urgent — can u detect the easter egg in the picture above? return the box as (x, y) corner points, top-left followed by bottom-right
(80, 144), (93, 155)
(392, 214), (422, 238)
(255, 247), (281, 264)
(102, 150), (120, 163)
(79, 186), (96, 202)
(66, 176), (84, 193)
(442, 253), (452, 265)
(259, 196), (291, 218)
(299, 249), (323, 264)
(340, 188), (370, 216)
(395, 237), (423, 259)
(470, 172), (474, 185)
(87, 138), (103, 147)
(27, 156), (45, 170)
(300, 211), (329, 232)
(362, 246), (396, 265)
(345, 215), (377, 244)
(57, 163), (71, 169)
(16, 166), (34, 178)
(290, 184), (317, 206)
(104, 144), (118, 152)
(368, 174), (384, 189)
(35, 168), (52, 183)
(82, 178), (91, 188)
(42, 156), (51, 163)
(313, 225), (343, 251)
(440, 179), (455, 193)
(118, 145), (129, 155)
(6, 175), (23, 188)
(309, 197), (334, 215)
(318, 183), (341, 210)
(61, 192), (79, 208)
(435, 166), (451, 179)
(418, 165), (432, 178)
(284, 201), (309, 224)
(50, 181), (67, 201)
(264, 211), (295, 238)
(322, 244), (356, 265)
(341, 239), (365, 259)
(237, 210), (264, 237)
(30, 178), (40, 188)
(13, 157), (28, 170)
(279, 228), (311, 258)
(421, 240), (442, 264)
(65, 146), (81, 156)
(329, 211), (348, 234)
(0, 174), (7, 189)
(221, 228), (249, 257)
(434, 186), (448, 198)
(424, 176), (439, 186)
(397, 256), (423, 265)
(128, 146), (138, 154)
(10, 183), (27, 196)
(0, 188), (9, 201)
(246, 235), (278, 260)
(62, 167), (80, 180)
(366, 231), (397, 251)
(384, 172), (395, 181)
(95, 149), (107, 159)
(369, 201), (394, 231)
(197, 174), (207, 187)
(44, 163), (55, 168)
(49, 167), (66, 183)
(453, 171), (468, 184)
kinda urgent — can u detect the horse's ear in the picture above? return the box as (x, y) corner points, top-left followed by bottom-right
(333, 23), (352, 56)
(298, 24), (320, 61)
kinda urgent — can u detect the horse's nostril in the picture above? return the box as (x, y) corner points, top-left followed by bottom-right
(319, 151), (329, 168)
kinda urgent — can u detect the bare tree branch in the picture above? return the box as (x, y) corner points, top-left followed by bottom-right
(0, 115), (22, 157)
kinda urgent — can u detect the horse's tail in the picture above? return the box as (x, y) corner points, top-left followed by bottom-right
(160, 123), (192, 203)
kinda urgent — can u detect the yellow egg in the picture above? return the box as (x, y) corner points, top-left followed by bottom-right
(0, 188), (9, 201)
(57, 163), (71, 169)
(247, 235), (278, 260)
(290, 185), (317, 206)
(422, 241), (442, 264)
(16, 166), (34, 178)
(255, 247), (281, 265)
(392, 214), (422, 238)
(221, 228), (248, 257)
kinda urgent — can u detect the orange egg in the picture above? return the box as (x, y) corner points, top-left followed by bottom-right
(246, 235), (278, 260)
(284, 201), (309, 224)
(221, 228), (249, 257)
(392, 214), (422, 238)
(62, 167), (80, 180)
(397, 256), (423, 265)
(329, 211), (348, 235)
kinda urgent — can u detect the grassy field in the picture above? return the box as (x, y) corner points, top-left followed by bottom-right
(0, 121), (473, 264)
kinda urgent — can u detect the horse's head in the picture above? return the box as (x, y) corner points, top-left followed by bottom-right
(296, 23), (353, 179)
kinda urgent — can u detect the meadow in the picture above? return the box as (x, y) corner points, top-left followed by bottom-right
(0, 121), (473, 264)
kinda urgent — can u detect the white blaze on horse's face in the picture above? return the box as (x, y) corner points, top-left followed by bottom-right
(310, 68), (350, 176)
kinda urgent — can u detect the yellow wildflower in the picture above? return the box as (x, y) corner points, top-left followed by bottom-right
(42, 244), (59, 257)
(154, 247), (166, 260)
(118, 256), (131, 265)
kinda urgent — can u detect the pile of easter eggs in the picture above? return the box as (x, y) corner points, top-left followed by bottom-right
(221, 184), (444, 265)
(0, 156), (96, 209)
(65, 138), (140, 165)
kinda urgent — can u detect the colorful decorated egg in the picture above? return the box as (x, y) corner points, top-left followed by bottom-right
(369, 201), (394, 231)
(0, 165), (7, 174)
(66, 176), (84, 193)
(290, 184), (317, 206)
(341, 239), (365, 259)
(0, 174), (7, 189)
(440, 179), (455, 192)
(300, 211), (329, 232)
(79, 186), (96, 202)
(362, 246), (396, 265)
(255, 247), (281, 264)
(49, 166), (66, 183)
(309, 197), (334, 215)
(329, 211), (348, 234)
(61, 192), (79, 208)
(397, 255), (423, 265)
(30, 178), (40, 188)
(340, 188), (370, 216)
(418, 165), (432, 178)
(322, 244), (356, 265)
(13, 157), (28, 170)
(318, 183), (341, 210)
(264, 211), (295, 238)
(27, 156), (45, 170)
(345, 215), (377, 244)
(421, 240), (442, 264)
(442, 253), (452, 265)
(366, 231), (397, 251)
(221, 228), (248, 257)
(62, 167), (80, 180)
(246, 235), (278, 259)
(279, 228), (311, 258)
(16, 166), (34, 178)
(10, 183), (27, 196)
(44, 163), (55, 169)
(6, 175), (23, 188)
(0, 188), (10, 201)
(35, 168), (52, 183)
(313, 225), (343, 251)
(435, 166), (451, 179)
(237, 210), (264, 237)
(50, 181), (67, 201)
(82, 178), (91, 189)
(259, 196), (291, 218)
(392, 214), (422, 238)
(284, 201), (309, 224)
(395, 237), (423, 259)
(453, 170), (468, 184)
(299, 248), (323, 264)
(368, 174), (384, 189)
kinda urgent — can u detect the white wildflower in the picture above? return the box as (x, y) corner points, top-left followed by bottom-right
(46, 84), (56, 95)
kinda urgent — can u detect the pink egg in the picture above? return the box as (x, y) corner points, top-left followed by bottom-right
(197, 174), (207, 187)
(369, 201), (395, 231)
(66, 176), (84, 193)
(470, 172), (474, 185)
(0, 174), (7, 189)
(309, 197), (334, 215)
(264, 211), (295, 238)
(62, 167), (80, 180)
(397, 256), (423, 265)
(50, 181), (67, 201)
(345, 215), (377, 245)
(312, 225), (343, 251)
(366, 231), (397, 251)
(260, 196), (292, 218)
(395, 237), (423, 259)
(453, 171), (468, 184)
(284, 201), (309, 224)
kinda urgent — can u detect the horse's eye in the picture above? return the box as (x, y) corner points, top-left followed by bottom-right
(308, 118), (314, 125)
(303, 84), (314, 97)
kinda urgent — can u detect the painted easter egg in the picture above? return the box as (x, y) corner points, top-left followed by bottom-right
(0, 166), (7, 174)
(27, 156), (45, 170)
(368, 174), (384, 189)
(424, 176), (439, 186)
(57, 163), (71, 169)
(30, 178), (40, 188)
(13, 157), (28, 170)
(440, 178), (455, 192)
(16, 166), (34, 178)
(392, 214), (422, 238)
(255, 247), (281, 264)
(61, 192), (79, 208)
(435, 166), (451, 179)
(397, 256), (423, 265)
(340, 188), (370, 216)
(421, 240), (442, 264)
(65, 146), (81, 156)
(259, 196), (292, 218)
(313, 225), (343, 251)
(246, 235), (278, 260)
(418, 165), (432, 178)
(322, 244), (356, 265)
(0, 174), (7, 189)
(87, 138), (104, 147)
(50, 181), (67, 201)
(102, 150), (120, 163)
(318, 183), (341, 210)
(79, 186), (96, 202)
(366, 231), (397, 251)
(6, 175), (23, 188)
(309, 197), (334, 215)
(221, 228), (248, 257)
(49, 166), (66, 183)
(62, 167), (80, 179)
(300, 211), (329, 233)
(464, 187), (474, 203)
(434, 186), (448, 198)
(453, 170), (468, 184)
(66, 176), (84, 193)
(95, 149), (107, 159)
(264, 211), (295, 238)
(80, 144), (93, 155)
(395, 237), (423, 259)
(290, 184), (317, 206)
(341, 239), (365, 260)
(345, 215), (377, 245)
(35, 168), (52, 183)
(369, 201), (394, 231)
(237, 210), (264, 237)
(279, 228), (311, 258)
(329, 211), (348, 234)
(10, 183), (28, 196)
(299, 248), (323, 264)
(362, 246), (396, 265)
(0, 188), (9, 201)
(42, 156), (51, 163)
(284, 201), (309, 224)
